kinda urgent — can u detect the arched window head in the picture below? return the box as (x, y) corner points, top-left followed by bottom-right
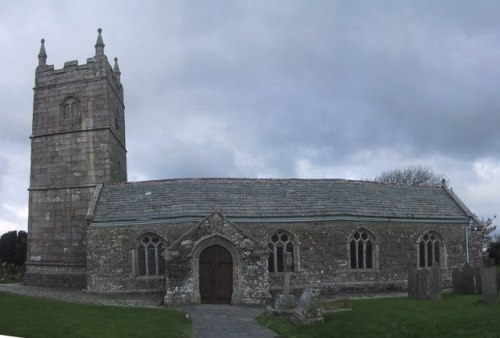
(137, 234), (166, 276)
(418, 231), (442, 268)
(349, 229), (376, 269)
(267, 230), (299, 273)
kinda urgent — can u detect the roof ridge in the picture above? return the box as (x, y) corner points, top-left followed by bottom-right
(101, 177), (407, 187)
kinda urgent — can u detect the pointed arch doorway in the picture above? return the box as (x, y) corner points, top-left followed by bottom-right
(199, 244), (233, 304)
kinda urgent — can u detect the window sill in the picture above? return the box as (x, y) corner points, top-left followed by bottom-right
(134, 275), (165, 279)
(269, 271), (299, 276)
(349, 268), (379, 273)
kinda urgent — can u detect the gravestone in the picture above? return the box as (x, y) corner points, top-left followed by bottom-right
(416, 269), (429, 300)
(407, 270), (417, 298)
(292, 288), (324, 325)
(452, 269), (464, 294)
(266, 252), (296, 317)
(428, 264), (442, 300)
(473, 266), (482, 294)
(408, 265), (442, 300)
(481, 266), (498, 304)
(283, 252), (293, 295)
(274, 252), (296, 310)
(462, 263), (475, 294)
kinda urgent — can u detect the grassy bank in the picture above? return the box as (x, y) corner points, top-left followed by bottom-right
(258, 293), (500, 337)
(0, 292), (190, 338)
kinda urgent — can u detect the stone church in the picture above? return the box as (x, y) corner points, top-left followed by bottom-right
(26, 30), (483, 305)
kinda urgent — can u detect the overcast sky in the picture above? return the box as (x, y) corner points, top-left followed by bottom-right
(0, 1), (499, 234)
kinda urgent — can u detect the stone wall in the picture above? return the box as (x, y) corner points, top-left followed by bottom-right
(87, 223), (187, 293)
(87, 215), (476, 302)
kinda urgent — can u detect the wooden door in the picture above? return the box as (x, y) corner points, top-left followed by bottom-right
(199, 245), (233, 304)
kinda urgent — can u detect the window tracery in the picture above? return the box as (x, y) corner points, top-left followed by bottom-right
(137, 234), (166, 276)
(417, 231), (442, 268)
(349, 229), (376, 269)
(267, 230), (299, 273)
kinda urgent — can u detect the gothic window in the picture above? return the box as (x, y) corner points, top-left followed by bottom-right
(137, 234), (166, 276)
(349, 229), (376, 269)
(417, 231), (442, 268)
(268, 230), (299, 273)
(61, 97), (79, 122)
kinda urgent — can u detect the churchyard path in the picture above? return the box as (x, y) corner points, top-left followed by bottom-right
(0, 283), (277, 338)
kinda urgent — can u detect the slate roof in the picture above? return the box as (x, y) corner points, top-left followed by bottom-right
(89, 178), (471, 225)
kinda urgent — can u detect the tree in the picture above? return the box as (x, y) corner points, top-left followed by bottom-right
(0, 230), (27, 266)
(486, 217), (499, 264)
(0, 231), (18, 264)
(488, 236), (500, 265)
(14, 231), (27, 266)
(375, 165), (445, 187)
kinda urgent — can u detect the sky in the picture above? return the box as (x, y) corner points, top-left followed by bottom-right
(0, 1), (499, 234)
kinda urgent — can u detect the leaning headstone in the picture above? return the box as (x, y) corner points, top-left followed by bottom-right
(473, 266), (482, 294)
(481, 266), (498, 304)
(428, 264), (442, 300)
(408, 270), (418, 298)
(292, 288), (324, 325)
(452, 268), (464, 294)
(417, 269), (429, 300)
(462, 263), (475, 294)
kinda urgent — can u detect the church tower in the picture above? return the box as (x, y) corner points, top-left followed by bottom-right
(26, 29), (127, 287)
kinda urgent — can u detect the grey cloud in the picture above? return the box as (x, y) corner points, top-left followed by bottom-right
(1, 1), (499, 230)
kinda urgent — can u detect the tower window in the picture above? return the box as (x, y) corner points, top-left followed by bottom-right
(61, 97), (79, 122)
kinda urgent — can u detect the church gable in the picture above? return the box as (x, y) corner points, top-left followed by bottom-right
(166, 211), (268, 257)
(163, 211), (271, 306)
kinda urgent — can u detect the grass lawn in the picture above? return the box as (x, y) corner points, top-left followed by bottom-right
(0, 291), (190, 338)
(258, 293), (500, 338)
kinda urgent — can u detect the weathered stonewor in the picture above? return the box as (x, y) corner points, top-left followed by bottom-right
(452, 269), (464, 294)
(292, 288), (324, 325)
(462, 263), (475, 294)
(481, 266), (498, 304)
